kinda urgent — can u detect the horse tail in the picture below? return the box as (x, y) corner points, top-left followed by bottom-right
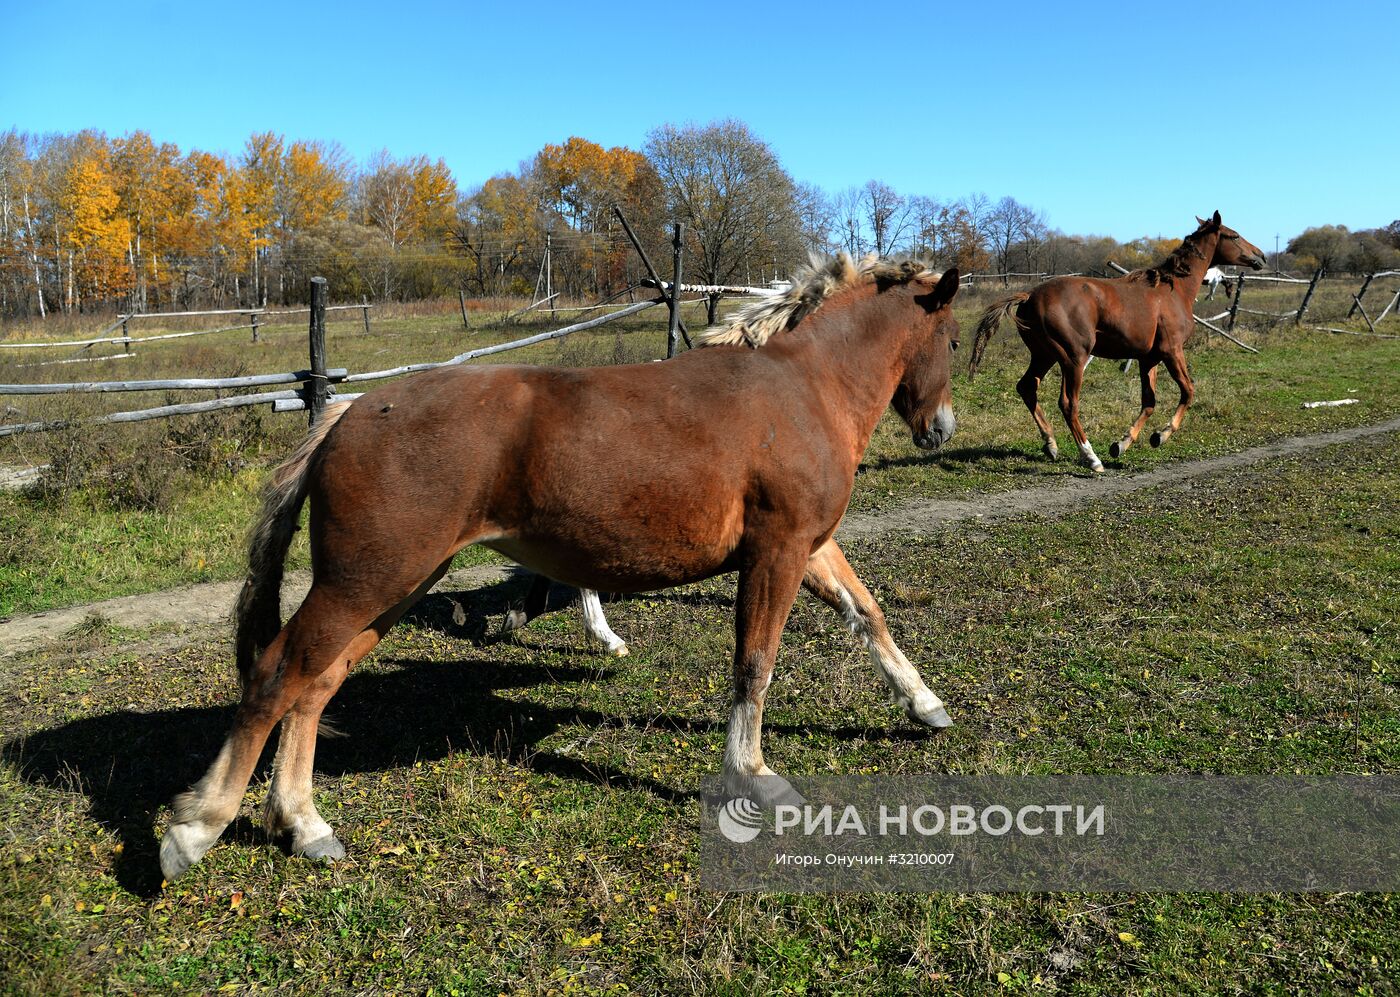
(234, 400), (352, 687)
(967, 292), (1030, 380)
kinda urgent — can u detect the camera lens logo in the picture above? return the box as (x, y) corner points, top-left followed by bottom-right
(718, 797), (764, 843)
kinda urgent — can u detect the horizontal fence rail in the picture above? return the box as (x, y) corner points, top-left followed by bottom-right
(0, 288), (667, 436)
(0, 304), (371, 351)
(0, 369), (348, 396)
(3, 256), (1395, 440)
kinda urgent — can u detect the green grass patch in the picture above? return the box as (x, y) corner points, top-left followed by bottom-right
(2, 435), (1396, 993)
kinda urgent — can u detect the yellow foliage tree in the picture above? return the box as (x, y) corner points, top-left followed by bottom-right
(62, 150), (132, 306)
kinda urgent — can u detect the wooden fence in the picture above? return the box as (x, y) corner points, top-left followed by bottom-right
(0, 211), (696, 438)
(4, 249), (1395, 440)
(0, 302), (373, 370)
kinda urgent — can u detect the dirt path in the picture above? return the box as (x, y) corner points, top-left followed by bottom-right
(4, 415), (1398, 658)
(839, 414), (1400, 536)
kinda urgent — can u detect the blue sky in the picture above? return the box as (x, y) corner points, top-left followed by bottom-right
(2, 0), (1395, 245)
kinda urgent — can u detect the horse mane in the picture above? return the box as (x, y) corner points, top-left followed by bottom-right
(695, 252), (936, 349)
(1124, 220), (1213, 289)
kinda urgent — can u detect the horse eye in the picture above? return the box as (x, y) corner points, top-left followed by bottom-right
(950, 341), (959, 352)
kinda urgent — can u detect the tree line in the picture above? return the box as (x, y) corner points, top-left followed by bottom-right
(2, 121), (1397, 320)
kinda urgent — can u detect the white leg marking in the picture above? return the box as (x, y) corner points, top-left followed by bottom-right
(160, 741), (241, 879)
(722, 695), (801, 807)
(265, 712), (341, 858)
(837, 588), (950, 728)
(580, 589), (628, 656)
(1078, 440), (1104, 472)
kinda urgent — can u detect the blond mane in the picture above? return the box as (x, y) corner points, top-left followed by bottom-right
(695, 252), (938, 349)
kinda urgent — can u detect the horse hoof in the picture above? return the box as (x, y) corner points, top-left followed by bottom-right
(910, 703), (953, 729)
(1149, 431), (1164, 448)
(728, 770), (805, 810)
(752, 773), (805, 810)
(501, 609), (527, 634)
(297, 834), (347, 863)
(609, 644), (630, 658)
(1108, 440), (1124, 458)
(160, 823), (215, 882)
(1043, 443), (1059, 462)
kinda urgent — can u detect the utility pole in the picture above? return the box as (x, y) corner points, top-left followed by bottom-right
(545, 230), (553, 312)
(1274, 234), (1280, 275)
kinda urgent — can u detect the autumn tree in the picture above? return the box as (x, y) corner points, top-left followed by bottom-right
(645, 120), (801, 287)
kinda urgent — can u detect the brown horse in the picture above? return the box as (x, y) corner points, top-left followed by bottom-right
(967, 212), (1265, 471)
(159, 255), (963, 880)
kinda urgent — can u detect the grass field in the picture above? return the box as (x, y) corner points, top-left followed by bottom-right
(2, 286), (1398, 617)
(2, 279), (1398, 993)
(1, 427), (1396, 993)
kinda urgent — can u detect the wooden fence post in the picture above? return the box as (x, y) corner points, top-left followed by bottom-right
(1347, 273), (1376, 318)
(250, 312), (261, 343)
(1374, 287), (1400, 325)
(1295, 267), (1324, 325)
(308, 277), (330, 425)
(613, 206), (691, 349)
(1351, 294), (1378, 333)
(1228, 275), (1245, 331)
(459, 289), (470, 328)
(668, 223), (684, 359)
(121, 317), (132, 355)
(361, 296), (371, 335)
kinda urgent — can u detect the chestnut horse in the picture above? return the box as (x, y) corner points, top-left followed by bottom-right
(967, 212), (1265, 471)
(160, 255), (963, 880)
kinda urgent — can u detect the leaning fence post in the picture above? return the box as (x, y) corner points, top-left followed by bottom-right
(1295, 267), (1324, 325)
(459, 289), (470, 328)
(614, 206), (691, 349)
(308, 277), (330, 425)
(1228, 275), (1245, 331)
(1347, 273), (1376, 318)
(1373, 287), (1400, 325)
(667, 223), (685, 359)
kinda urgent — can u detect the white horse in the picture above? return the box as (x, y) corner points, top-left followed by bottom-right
(1201, 267), (1234, 300)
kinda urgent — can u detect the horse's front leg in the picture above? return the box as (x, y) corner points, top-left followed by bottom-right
(1150, 348), (1195, 448)
(803, 539), (951, 729)
(1110, 361), (1159, 458)
(722, 547), (809, 808)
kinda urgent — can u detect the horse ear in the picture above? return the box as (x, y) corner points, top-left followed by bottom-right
(1211, 210), (1221, 226)
(919, 267), (960, 311)
(1196, 215), (1207, 226)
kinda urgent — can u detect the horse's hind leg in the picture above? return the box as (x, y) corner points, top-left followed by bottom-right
(802, 539), (951, 729)
(1110, 361), (1159, 457)
(160, 587), (368, 880)
(263, 563), (451, 861)
(1016, 354), (1059, 460)
(503, 577), (628, 656)
(1058, 357), (1104, 472)
(1150, 349), (1195, 448)
(580, 590), (628, 656)
(502, 572), (552, 634)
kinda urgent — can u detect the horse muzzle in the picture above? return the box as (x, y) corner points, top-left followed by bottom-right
(914, 407), (957, 450)
(1248, 256), (1266, 271)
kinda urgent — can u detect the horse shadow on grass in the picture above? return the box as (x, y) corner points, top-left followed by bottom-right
(860, 443), (1054, 476)
(3, 575), (927, 895)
